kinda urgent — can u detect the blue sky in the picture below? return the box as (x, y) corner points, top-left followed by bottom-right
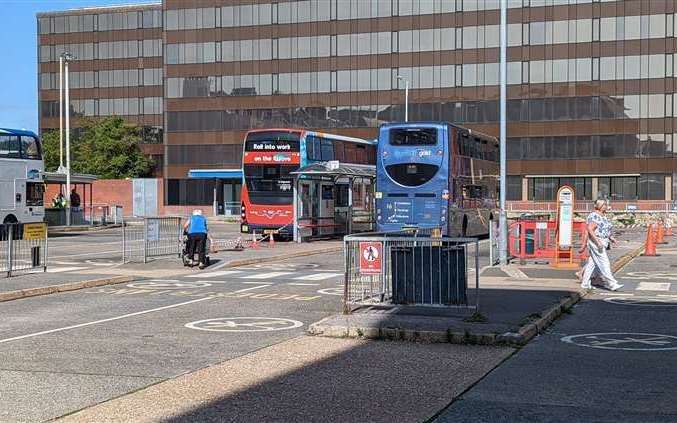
(1, 0), (152, 132)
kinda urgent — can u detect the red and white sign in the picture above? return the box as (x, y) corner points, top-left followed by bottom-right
(243, 151), (300, 165)
(359, 242), (382, 275)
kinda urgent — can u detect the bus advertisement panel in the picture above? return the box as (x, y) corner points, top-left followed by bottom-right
(0, 128), (45, 224)
(240, 129), (375, 236)
(376, 122), (498, 237)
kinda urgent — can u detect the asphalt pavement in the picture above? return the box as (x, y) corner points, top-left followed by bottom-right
(0, 254), (345, 421)
(435, 238), (677, 422)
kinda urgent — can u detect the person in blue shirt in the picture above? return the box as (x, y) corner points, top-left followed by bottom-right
(183, 209), (211, 269)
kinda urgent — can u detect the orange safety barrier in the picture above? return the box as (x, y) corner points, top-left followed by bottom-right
(508, 219), (588, 263)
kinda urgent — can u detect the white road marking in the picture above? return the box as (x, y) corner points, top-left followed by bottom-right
(636, 282), (671, 291)
(50, 250), (119, 259)
(233, 284), (272, 293)
(287, 283), (320, 286)
(0, 297), (212, 345)
(501, 266), (530, 280)
(241, 272), (292, 280)
(49, 260), (81, 266)
(46, 267), (89, 273)
(186, 270), (243, 278)
(292, 273), (342, 281)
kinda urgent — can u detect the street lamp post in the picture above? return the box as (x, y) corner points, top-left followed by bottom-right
(58, 55), (64, 171)
(498, 0), (508, 264)
(62, 52), (73, 226)
(396, 75), (409, 122)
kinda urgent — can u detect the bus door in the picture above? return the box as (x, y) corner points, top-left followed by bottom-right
(318, 182), (335, 236)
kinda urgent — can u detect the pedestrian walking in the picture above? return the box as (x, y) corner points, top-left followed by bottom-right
(579, 199), (623, 291)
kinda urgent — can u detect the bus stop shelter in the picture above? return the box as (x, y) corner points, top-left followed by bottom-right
(291, 161), (375, 242)
(43, 172), (98, 226)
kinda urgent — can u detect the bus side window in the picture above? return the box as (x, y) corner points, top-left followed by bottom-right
(306, 136), (315, 159)
(321, 138), (334, 161)
(0, 135), (21, 158)
(334, 140), (345, 162)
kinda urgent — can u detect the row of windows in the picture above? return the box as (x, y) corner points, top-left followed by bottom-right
(41, 97), (162, 118)
(167, 144), (242, 166)
(0, 135), (42, 160)
(165, 54), (677, 101)
(508, 134), (677, 161)
(305, 135), (376, 164)
(38, 9), (162, 34)
(165, 0), (623, 31)
(527, 14), (676, 46)
(40, 68), (162, 90)
(527, 175), (666, 201)
(164, 93), (676, 134)
(39, 39), (161, 63)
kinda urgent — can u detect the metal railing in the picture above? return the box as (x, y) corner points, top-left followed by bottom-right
(507, 200), (677, 213)
(122, 216), (182, 263)
(45, 204), (124, 226)
(343, 232), (479, 313)
(1, 223), (48, 277)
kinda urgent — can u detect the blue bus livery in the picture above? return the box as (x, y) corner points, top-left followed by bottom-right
(376, 122), (499, 237)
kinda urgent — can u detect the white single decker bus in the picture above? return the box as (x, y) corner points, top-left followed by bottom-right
(0, 128), (45, 224)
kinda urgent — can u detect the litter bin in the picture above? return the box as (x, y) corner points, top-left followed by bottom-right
(391, 244), (467, 305)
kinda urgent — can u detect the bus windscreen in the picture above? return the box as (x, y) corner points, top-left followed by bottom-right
(389, 128), (437, 146)
(243, 164), (295, 205)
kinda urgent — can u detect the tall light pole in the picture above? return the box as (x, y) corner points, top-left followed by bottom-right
(396, 75), (409, 122)
(62, 52), (73, 226)
(498, 0), (508, 265)
(58, 55), (64, 172)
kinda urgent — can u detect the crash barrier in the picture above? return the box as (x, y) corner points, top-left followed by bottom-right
(122, 217), (182, 263)
(0, 222), (48, 277)
(508, 218), (587, 264)
(343, 231), (479, 313)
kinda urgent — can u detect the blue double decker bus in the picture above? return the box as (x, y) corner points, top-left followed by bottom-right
(376, 122), (499, 237)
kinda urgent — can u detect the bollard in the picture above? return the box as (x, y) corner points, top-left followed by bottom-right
(656, 222), (666, 244)
(643, 224), (658, 256)
(251, 231), (259, 249)
(666, 220), (673, 237)
(269, 232), (275, 248)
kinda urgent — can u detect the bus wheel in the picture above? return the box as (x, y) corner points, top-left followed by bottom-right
(462, 216), (468, 237)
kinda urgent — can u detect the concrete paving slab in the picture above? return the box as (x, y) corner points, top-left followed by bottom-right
(59, 336), (514, 423)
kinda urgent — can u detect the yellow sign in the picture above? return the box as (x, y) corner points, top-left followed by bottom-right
(23, 223), (47, 240)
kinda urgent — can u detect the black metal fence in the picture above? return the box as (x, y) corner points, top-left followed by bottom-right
(343, 231), (479, 313)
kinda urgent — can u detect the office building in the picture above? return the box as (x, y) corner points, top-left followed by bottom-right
(38, 0), (677, 211)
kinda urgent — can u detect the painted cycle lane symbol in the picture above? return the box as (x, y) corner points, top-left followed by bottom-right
(185, 317), (303, 333)
(561, 332), (677, 351)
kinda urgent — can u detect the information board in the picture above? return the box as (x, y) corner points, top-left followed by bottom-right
(557, 186), (574, 248)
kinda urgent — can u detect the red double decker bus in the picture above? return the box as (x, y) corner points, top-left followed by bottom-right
(240, 128), (375, 236)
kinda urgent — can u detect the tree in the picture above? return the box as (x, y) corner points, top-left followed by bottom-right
(41, 117), (154, 179)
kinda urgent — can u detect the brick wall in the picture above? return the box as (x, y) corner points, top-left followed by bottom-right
(45, 179), (134, 214)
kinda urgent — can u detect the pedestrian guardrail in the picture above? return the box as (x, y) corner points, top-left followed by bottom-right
(342, 231), (480, 313)
(1, 223), (48, 277)
(122, 217), (182, 263)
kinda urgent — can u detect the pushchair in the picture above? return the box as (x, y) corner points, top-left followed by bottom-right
(182, 230), (211, 267)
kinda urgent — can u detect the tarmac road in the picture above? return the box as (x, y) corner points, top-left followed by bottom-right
(435, 243), (677, 422)
(0, 253), (346, 421)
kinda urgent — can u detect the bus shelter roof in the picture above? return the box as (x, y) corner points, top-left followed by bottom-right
(43, 171), (98, 184)
(290, 162), (375, 179)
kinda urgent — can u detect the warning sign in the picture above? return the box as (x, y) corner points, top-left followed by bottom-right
(359, 242), (382, 275)
(23, 223), (46, 240)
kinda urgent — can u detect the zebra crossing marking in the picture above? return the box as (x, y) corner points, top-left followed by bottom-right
(292, 273), (342, 281)
(636, 282), (671, 291)
(186, 270), (243, 278)
(46, 266), (88, 273)
(241, 272), (293, 280)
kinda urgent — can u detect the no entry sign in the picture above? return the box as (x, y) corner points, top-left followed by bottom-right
(359, 242), (382, 275)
